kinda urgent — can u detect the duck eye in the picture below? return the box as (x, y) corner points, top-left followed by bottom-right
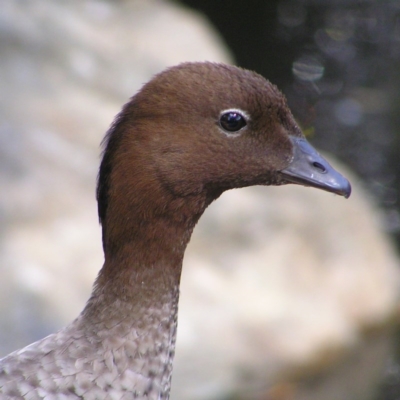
(219, 111), (247, 132)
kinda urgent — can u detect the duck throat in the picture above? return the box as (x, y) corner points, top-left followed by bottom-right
(77, 251), (182, 398)
(78, 202), (203, 398)
(80, 272), (180, 399)
(83, 158), (213, 397)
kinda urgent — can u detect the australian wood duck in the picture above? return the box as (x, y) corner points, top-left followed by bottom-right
(0, 62), (351, 399)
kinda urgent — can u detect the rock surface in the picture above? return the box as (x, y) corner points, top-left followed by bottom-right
(0, 1), (398, 399)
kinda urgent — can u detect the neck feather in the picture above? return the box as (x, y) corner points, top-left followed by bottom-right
(83, 125), (217, 397)
(76, 186), (209, 398)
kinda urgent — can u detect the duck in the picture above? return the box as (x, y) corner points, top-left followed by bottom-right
(0, 62), (351, 399)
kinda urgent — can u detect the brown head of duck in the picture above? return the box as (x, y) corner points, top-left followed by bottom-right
(0, 62), (350, 399)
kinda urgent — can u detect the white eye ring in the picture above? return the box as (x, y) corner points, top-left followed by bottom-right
(218, 108), (250, 137)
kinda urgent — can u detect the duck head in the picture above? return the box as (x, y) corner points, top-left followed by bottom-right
(0, 62), (352, 400)
(97, 62), (350, 256)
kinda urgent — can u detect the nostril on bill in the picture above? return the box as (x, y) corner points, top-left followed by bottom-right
(312, 161), (326, 173)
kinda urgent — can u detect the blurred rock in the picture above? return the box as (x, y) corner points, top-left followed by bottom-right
(0, 1), (399, 400)
(176, 172), (399, 400)
(0, 0), (232, 349)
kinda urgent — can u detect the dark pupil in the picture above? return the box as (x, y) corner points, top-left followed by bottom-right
(220, 112), (246, 132)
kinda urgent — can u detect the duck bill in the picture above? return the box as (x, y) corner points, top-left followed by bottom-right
(280, 136), (351, 198)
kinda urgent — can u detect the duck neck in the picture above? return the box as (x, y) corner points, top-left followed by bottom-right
(79, 192), (209, 398)
(84, 194), (203, 323)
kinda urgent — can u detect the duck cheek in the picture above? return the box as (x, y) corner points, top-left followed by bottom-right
(230, 131), (293, 182)
(154, 157), (206, 197)
(261, 129), (295, 171)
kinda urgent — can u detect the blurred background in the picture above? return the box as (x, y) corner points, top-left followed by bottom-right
(1, 1), (400, 399)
